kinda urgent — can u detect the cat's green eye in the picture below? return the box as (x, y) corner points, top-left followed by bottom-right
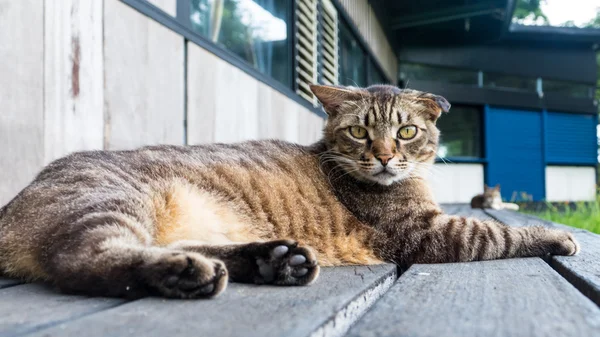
(398, 125), (417, 140)
(349, 126), (368, 139)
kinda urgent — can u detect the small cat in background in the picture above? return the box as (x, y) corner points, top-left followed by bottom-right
(471, 184), (519, 210)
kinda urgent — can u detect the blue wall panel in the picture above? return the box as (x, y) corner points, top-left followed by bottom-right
(546, 112), (597, 165)
(486, 107), (544, 201)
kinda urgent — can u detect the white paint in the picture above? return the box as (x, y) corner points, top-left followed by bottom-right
(428, 164), (485, 204)
(104, 0), (185, 150)
(545, 166), (596, 202)
(44, 0), (104, 163)
(187, 42), (324, 145)
(0, 0), (44, 205)
(147, 0), (177, 17)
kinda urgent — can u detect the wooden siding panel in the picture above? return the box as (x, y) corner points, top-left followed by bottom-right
(0, 0), (44, 205)
(44, 0), (104, 163)
(187, 42), (323, 145)
(212, 60), (259, 143)
(187, 42), (217, 144)
(257, 83), (300, 143)
(104, 0), (184, 150)
(337, 0), (397, 82)
(298, 107), (324, 145)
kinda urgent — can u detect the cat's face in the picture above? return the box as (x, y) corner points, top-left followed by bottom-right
(484, 184), (503, 206)
(311, 84), (450, 186)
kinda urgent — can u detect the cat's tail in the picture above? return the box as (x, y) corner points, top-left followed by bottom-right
(502, 202), (520, 211)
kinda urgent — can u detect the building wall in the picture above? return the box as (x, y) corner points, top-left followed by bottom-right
(0, 0), (324, 205)
(545, 166), (597, 202)
(428, 164), (485, 204)
(337, 0), (397, 82)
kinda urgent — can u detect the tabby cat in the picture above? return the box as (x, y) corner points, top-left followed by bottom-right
(471, 184), (520, 210)
(0, 84), (578, 299)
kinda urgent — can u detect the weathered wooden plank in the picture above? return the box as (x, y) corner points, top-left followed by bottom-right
(187, 41), (322, 145)
(187, 42), (262, 144)
(28, 265), (396, 337)
(104, 0), (184, 150)
(0, 278), (21, 289)
(211, 57), (259, 143)
(44, 0), (104, 164)
(297, 108), (324, 145)
(0, 283), (124, 336)
(443, 204), (489, 219)
(186, 42), (217, 144)
(347, 258), (600, 337)
(257, 83), (300, 143)
(487, 209), (600, 307)
(0, 0), (44, 206)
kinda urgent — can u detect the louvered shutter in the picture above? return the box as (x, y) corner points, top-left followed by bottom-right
(295, 0), (319, 106)
(319, 0), (338, 86)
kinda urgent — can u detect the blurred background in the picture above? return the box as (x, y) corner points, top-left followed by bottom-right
(0, 0), (599, 228)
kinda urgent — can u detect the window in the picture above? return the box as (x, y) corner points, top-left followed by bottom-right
(338, 18), (366, 87)
(369, 61), (388, 85)
(483, 72), (537, 92)
(189, 0), (292, 87)
(436, 105), (483, 159)
(399, 63), (478, 86)
(543, 79), (594, 99)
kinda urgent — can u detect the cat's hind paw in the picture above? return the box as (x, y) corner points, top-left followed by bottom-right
(142, 251), (228, 299)
(254, 239), (320, 286)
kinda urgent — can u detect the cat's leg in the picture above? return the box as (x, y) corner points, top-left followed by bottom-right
(169, 239), (320, 286)
(378, 213), (579, 266)
(44, 214), (228, 299)
(501, 202), (520, 211)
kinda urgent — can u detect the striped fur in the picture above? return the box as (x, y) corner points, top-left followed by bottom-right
(0, 84), (578, 299)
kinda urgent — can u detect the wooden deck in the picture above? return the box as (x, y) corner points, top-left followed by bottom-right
(1, 205), (600, 337)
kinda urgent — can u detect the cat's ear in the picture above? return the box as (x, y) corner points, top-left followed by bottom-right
(494, 184), (501, 191)
(310, 84), (367, 117)
(415, 92), (451, 121)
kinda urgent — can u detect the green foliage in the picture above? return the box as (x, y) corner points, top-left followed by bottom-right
(513, 0), (548, 24)
(584, 10), (600, 28)
(523, 198), (600, 234)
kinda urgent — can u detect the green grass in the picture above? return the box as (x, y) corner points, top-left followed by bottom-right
(523, 198), (600, 234)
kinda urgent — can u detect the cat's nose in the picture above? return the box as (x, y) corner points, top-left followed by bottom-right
(376, 154), (393, 166)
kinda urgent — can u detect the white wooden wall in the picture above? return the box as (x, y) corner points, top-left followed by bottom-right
(428, 164), (485, 204)
(104, 0), (185, 150)
(44, 0), (105, 163)
(0, 0), (45, 206)
(187, 43), (323, 145)
(0, 0), (325, 205)
(545, 166), (596, 202)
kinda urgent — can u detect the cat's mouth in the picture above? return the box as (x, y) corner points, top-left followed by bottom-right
(373, 168), (396, 177)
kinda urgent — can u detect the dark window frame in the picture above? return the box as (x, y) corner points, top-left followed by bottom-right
(121, 0), (395, 119)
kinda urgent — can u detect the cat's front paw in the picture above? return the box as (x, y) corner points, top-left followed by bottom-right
(546, 229), (580, 256)
(142, 251), (228, 299)
(253, 239), (320, 286)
